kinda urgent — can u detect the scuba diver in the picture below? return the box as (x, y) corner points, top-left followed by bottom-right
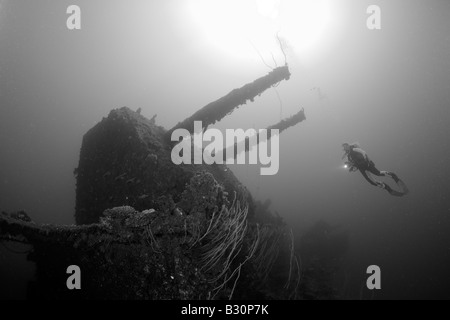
(342, 143), (409, 197)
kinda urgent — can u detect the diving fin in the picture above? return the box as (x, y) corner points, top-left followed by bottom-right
(384, 173), (409, 197)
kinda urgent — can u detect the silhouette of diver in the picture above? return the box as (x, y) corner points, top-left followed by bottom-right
(342, 143), (409, 197)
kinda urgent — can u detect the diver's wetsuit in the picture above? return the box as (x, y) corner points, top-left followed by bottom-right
(352, 153), (386, 186)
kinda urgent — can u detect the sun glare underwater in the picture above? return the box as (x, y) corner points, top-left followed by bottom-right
(185, 0), (336, 64)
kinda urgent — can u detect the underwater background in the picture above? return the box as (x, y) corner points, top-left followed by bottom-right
(1, 0), (450, 299)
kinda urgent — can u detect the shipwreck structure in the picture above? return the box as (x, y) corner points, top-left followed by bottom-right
(0, 66), (308, 299)
(75, 65), (304, 225)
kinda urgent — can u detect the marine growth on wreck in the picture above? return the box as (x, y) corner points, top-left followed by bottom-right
(0, 66), (319, 300)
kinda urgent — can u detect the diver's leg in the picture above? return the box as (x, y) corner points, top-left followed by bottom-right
(378, 170), (401, 183)
(387, 172), (400, 182)
(368, 161), (386, 177)
(359, 169), (379, 187)
(383, 182), (406, 197)
(366, 162), (408, 196)
(383, 183), (393, 193)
